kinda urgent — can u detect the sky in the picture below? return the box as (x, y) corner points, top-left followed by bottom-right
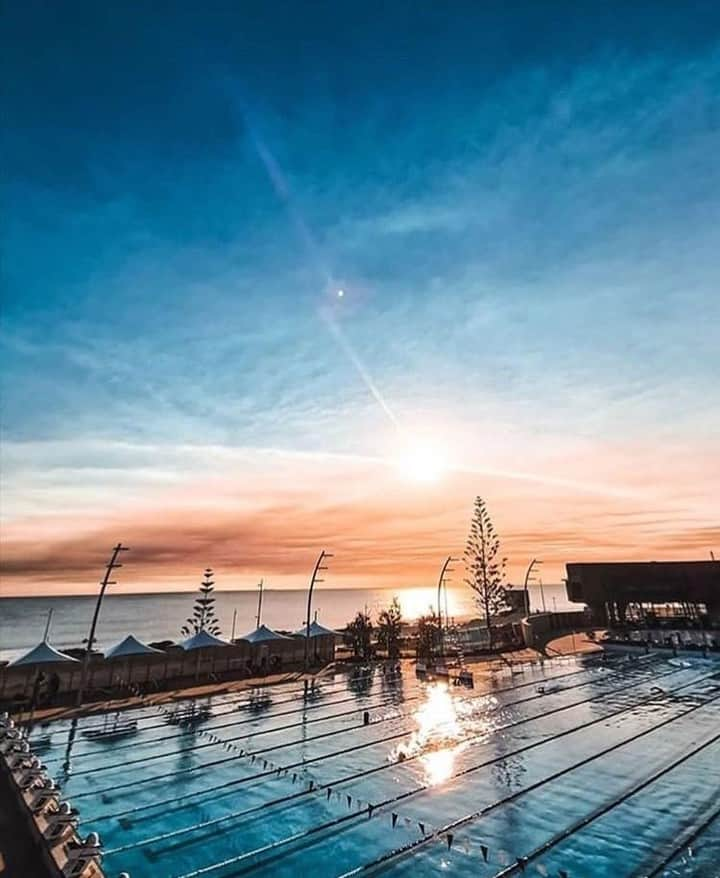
(1, 1), (719, 596)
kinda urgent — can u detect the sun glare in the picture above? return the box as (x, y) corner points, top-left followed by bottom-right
(397, 439), (448, 483)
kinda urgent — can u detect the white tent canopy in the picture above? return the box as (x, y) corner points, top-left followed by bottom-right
(240, 624), (291, 644)
(105, 634), (162, 659)
(293, 620), (339, 638)
(181, 630), (230, 651)
(10, 641), (79, 667)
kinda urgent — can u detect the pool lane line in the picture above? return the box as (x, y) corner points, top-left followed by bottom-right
(43, 651), (614, 742)
(46, 658), (605, 762)
(52, 665), (405, 737)
(106, 667), (712, 859)
(41, 675), (410, 768)
(31, 667), (392, 741)
(43, 667), (408, 746)
(489, 732), (720, 878)
(174, 689), (720, 876)
(49, 656), (618, 764)
(70, 656), (670, 794)
(42, 686), (409, 767)
(99, 664), (711, 845)
(53, 651), (571, 741)
(642, 802), (720, 878)
(335, 695), (720, 878)
(116, 672), (720, 859)
(64, 654), (660, 776)
(85, 660), (690, 818)
(66, 656), (634, 776)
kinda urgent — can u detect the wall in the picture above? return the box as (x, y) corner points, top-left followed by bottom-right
(0, 636), (336, 704)
(520, 610), (592, 648)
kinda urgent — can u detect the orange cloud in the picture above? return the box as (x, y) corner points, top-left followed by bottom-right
(1, 443), (717, 596)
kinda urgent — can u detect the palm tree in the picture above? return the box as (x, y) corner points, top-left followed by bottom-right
(181, 568), (222, 637)
(377, 597), (403, 659)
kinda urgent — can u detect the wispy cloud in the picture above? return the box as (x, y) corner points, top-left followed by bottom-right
(2, 29), (719, 594)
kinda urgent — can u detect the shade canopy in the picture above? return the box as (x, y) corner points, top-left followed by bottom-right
(293, 620), (340, 639)
(10, 641), (79, 667)
(240, 624), (291, 644)
(181, 630), (230, 651)
(105, 634), (162, 659)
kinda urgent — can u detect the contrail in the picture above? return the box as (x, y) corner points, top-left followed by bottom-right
(318, 308), (399, 429)
(237, 103), (635, 500)
(243, 110), (399, 430)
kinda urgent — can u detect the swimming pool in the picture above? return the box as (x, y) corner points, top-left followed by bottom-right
(29, 653), (720, 878)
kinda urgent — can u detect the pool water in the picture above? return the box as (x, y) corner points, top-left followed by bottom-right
(29, 653), (720, 878)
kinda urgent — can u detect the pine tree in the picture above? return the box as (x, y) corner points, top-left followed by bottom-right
(181, 568), (222, 636)
(464, 497), (506, 650)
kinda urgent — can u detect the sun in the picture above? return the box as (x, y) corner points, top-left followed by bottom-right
(398, 439), (448, 483)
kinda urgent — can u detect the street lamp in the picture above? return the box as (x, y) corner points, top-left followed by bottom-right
(436, 555), (456, 660)
(522, 559), (542, 616)
(76, 543), (129, 706)
(304, 550), (332, 670)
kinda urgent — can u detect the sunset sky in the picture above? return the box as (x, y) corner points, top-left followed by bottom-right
(2, 2), (719, 595)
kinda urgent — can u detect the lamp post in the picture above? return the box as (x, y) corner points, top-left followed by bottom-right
(256, 579), (264, 628)
(76, 543), (129, 706)
(305, 551), (332, 670)
(436, 556), (456, 660)
(523, 558), (542, 616)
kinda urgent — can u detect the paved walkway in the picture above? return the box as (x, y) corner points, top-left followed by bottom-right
(545, 630), (605, 656)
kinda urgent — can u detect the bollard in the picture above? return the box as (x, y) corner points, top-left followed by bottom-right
(363, 710), (370, 726)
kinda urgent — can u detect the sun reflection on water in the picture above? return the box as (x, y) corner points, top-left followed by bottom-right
(392, 682), (488, 785)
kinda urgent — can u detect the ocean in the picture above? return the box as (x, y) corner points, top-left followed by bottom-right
(0, 583), (575, 661)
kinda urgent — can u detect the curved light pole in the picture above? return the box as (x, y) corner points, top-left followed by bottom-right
(255, 578), (264, 628)
(436, 555), (456, 660)
(76, 543), (129, 706)
(523, 558), (542, 617)
(305, 550), (332, 670)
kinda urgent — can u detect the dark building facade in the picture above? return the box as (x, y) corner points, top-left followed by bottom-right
(565, 560), (720, 626)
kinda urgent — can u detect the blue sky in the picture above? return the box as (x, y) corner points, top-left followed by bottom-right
(2, 2), (719, 591)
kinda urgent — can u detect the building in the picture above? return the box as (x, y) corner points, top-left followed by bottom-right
(565, 560), (720, 627)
